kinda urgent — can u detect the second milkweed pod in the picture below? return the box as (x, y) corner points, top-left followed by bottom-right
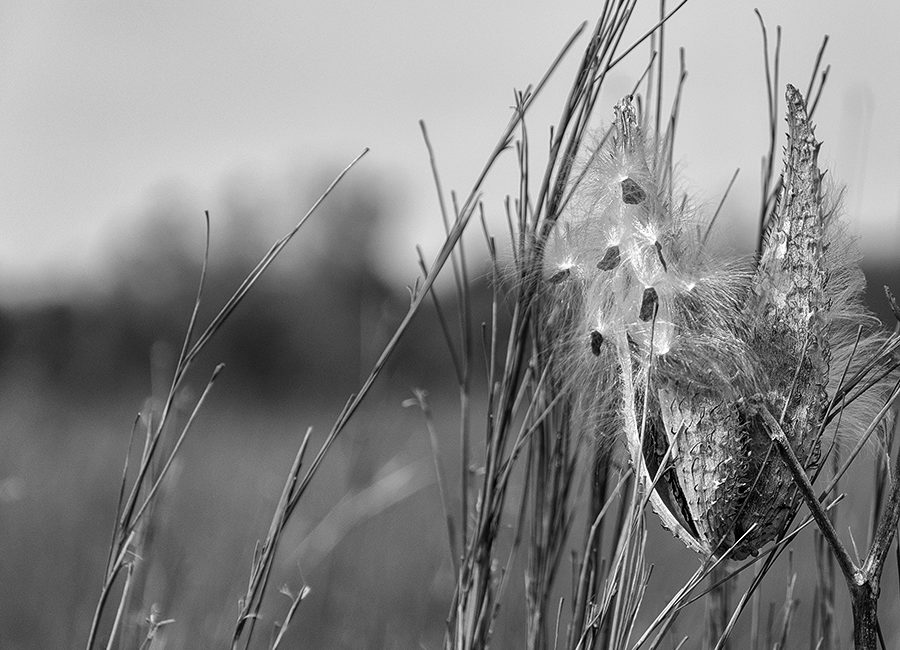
(644, 85), (885, 559)
(644, 85), (831, 559)
(727, 84), (900, 555)
(724, 84), (831, 555)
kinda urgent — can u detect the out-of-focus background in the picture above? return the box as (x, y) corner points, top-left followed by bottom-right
(0, 1), (898, 648)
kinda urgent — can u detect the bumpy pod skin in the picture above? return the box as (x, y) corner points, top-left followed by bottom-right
(656, 388), (752, 554)
(547, 86), (847, 560)
(732, 84), (829, 554)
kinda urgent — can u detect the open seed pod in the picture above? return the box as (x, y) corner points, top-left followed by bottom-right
(548, 85), (842, 560)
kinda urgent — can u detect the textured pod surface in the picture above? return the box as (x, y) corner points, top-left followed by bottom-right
(733, 84), (830, 554)
(656, 388), (752, 554)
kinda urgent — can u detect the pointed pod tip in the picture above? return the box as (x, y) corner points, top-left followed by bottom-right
(784, 85), (816, 142)
(613, 95), (642, 154)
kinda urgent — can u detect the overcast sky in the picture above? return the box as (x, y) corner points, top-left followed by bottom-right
(1, 1), (898, 301)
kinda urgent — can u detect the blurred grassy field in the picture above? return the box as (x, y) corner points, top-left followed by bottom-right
(0, 368), (457, 648)
(3, 341), (899, 648)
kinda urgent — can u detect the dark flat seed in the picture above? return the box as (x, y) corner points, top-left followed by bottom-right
(547, 268), (570, 283)
(654, 241), (668, 272)
(639, 287), (659, 321)
(589, 330), (604, 356)
(626, 332), (639, 353)
(621, 178), (646, 204)
(596, 245), (621, 271)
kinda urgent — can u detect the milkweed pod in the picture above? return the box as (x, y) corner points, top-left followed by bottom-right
(613, 87), (831, 560)
(723, 84), (830, 554)
(547, 87), (871, 560)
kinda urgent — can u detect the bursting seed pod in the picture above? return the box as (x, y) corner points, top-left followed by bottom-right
(545, 85), (888, 560)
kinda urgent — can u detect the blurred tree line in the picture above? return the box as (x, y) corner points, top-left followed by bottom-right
(1, 165), (894, 412)
(0, 169), (462, 407)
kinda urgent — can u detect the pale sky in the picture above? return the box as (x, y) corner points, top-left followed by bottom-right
(1, 1), (898, 302)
